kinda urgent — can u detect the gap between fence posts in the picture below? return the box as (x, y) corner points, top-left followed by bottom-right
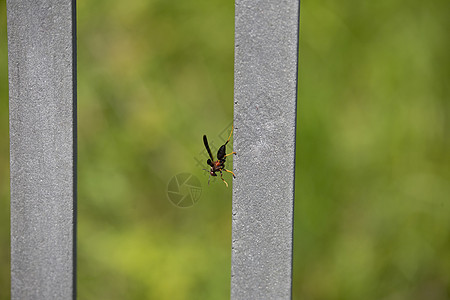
(231, 0), (300, 299)
(7, 1), (77, 299)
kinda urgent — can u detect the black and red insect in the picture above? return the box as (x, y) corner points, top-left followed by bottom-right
(203, 126), (236, 187)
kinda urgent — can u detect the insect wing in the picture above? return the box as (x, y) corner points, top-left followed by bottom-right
(203, 135), (214, 161)
(217, 144), (226, 161)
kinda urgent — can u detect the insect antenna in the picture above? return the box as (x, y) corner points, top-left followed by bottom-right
(202, 169), (212, 185)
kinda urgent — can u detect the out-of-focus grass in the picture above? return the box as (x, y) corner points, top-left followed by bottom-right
(0, 0), (448, 299)
(294, 0), (449, 299)
(0, 1), (10, 299)
(76, 0), (234, 299)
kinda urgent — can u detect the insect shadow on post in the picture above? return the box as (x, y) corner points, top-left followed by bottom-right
(203, 126), (237, 187)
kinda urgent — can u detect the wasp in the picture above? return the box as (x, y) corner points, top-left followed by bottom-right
(203, 126), (236, 187)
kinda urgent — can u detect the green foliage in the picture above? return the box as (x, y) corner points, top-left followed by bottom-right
(0, 0), (449, 299)
(294, 0), (450, 299)
(0, 1), (10, 299)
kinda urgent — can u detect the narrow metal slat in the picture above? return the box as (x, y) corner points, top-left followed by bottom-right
(232, 0), (300, 299)
(7, 1), (77, 299)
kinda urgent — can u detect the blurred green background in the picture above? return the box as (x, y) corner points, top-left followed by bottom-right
(1, 0), (449, 299)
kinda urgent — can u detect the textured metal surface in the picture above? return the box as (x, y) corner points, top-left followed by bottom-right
(232, 0), (299, 299)
(7, 1), (77, 299)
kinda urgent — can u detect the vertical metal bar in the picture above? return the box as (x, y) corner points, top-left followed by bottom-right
(7, 1), (77, 299)
(232, 0), (299, 299)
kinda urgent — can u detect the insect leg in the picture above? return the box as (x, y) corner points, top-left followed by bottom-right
(225, 125), (234, 144)
(223, 168), (236, 178)
(223, 151), (236, 158)
(219, 170), (229, 187)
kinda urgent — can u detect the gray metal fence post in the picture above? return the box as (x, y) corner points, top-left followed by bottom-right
(7, 1), (77, 299)
(232, 0), (299, 299)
